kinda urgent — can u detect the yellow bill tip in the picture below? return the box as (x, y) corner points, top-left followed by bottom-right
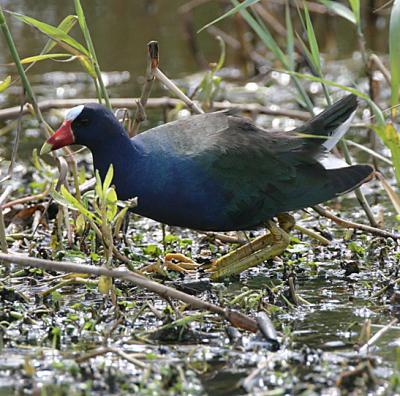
(39, 141), (53, 156)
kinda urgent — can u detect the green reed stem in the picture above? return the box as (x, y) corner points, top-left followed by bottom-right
(0, 6), (49, 133)
(74, 0), (111, 109)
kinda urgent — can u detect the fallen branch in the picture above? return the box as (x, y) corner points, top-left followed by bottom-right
(0, 252), (258, 333)
(0, 97), (310, 122)
(312, 205), (399, 239)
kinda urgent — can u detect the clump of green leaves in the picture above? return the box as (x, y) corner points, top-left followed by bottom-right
(193, 36), (225, 109)
(51, 165), (134, 292)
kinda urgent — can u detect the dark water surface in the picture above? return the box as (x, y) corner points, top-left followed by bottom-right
(0, 0), (390, 102)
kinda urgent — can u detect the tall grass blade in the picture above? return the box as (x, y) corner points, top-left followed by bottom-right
(198, 0), (259, 33)
(283, 70), (386, 125)
(74, 0), (111, 109)
(318, 0), (356, 24)
(297, 3), (331, 103)
(285, 4), (295, 70)
(389, 0), (400, 118)
(302, 3), (322, 74)
(231, 0), (314, 111)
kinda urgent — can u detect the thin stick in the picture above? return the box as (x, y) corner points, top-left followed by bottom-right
(312, 205), (399, 239)
(7, 94), (24, 177)
(294, 224), (330, 245)
(369, 54), (391, 85)
(131, 41), (158, 136)
(359, 318), (398, 354)
(0, 186), (13, 254)
(0, 252), (258, 333)
(345, 139), (393, 166)
(75, 346), (148, 369)
(154, 69), (204, 114)
(340, 134), (378, 229)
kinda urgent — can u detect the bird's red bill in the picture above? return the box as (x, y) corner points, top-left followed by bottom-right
(40, 120), (75, 154)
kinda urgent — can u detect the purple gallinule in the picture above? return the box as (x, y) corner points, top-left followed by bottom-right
(40, 94), (373, 279)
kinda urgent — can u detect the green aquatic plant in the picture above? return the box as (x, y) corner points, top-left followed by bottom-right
(51, 165), (134, 293)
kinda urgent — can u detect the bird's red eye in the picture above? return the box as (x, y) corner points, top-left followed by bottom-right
(77, 119), (89, 127)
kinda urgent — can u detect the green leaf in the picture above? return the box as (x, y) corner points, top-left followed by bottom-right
(103, 164), (114, 195)
(98, 275), (113, 294)
(51, 188), (79, 211)
(20, 53), (74, 64)
(42, 15), (78, 54)
(95, 170), (103, 201)
(56, 185), (100, 222)
(0, 75), (11, 93)
(75, 213), (86, 234)
(318, 1), (356, 24)
(303, 3), (322, 73)
(390, 0), (400, 117)
(8, 11), (89, 56)
(348, 0), (360, 25)
(198, 0), (260, 33)
(106, 187), (118, 222)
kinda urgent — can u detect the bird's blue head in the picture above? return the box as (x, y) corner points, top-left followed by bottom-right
(40, 103), (126, 155)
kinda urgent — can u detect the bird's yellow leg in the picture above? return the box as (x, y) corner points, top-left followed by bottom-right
(208, 214), (294, 281)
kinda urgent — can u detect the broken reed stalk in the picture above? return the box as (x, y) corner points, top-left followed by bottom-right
(0, 252), (258, 333)
(130, 41), (158, 136)
(312, 205), (399, 239)
(359, 318), (398, 354)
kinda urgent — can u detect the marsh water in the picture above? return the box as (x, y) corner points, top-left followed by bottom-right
(0, 1), (399, 395)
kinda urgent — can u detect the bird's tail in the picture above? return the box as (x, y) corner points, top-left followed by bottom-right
(326, 164), (374, 196)
(296, 94), (358, 152)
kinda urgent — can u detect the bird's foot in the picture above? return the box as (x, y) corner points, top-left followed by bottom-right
(207, 214), (293, 281)
(163, 253), (200, 272)
(142, 253), (200, 275)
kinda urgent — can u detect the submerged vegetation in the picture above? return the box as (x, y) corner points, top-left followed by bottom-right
(0, 0), (400, 394)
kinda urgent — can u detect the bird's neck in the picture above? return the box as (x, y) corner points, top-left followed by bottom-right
(90, 133), (143, 199)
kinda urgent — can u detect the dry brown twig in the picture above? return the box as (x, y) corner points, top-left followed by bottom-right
(359, 318), (398, 354)
(0, 252), (259, 333)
